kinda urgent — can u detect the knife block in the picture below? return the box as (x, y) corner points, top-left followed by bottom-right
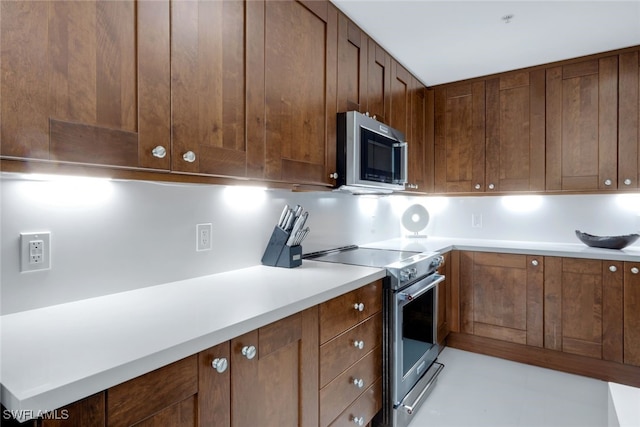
(261, 226), (302, 268)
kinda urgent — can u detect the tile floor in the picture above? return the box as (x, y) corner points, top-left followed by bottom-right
(408, 347), (609, 427)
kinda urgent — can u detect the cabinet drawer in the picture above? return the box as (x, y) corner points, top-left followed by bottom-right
(320, 347), (382, 427)
(320, 312), (382, 387)
(328, 377), (382, 427)
(320, 280), (382, 344)
(107, 355), (198, 427)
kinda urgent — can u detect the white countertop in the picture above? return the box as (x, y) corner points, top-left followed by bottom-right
(0, 260), (385, 421)
(362, 236), (640, 262)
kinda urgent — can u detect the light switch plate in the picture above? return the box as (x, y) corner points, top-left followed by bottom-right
(20, 232), (51, 272)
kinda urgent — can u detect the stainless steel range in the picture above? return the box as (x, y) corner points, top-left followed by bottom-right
(305, 246), (445, 427)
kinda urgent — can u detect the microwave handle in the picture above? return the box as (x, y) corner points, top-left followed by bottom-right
(394, 142), (409, 185)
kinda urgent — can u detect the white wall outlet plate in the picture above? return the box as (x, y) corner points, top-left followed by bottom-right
(196, 223), (213, 252)
(20, 232), (51, 272)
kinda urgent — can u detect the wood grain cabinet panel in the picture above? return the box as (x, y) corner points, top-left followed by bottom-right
(37, 393), (105, 427)
(328, 378), (382, 427)
(336, 14), (367, 114)
(0, 1), (171, 170)
(434, 82), (486, 193)
(544, 257), (623, 361)
(197, 342), (231, 427)
(366, 41), (391, 125)
(624, 262), (640, 366)
(171, 0), (259, 178)
(619, 49), (640, 190)
(258, 0), (337, 186)
(546, 56), (618, 191)
(405, 76), (430, 192)
(460, 252), (543, 346)
(485, 70), (546, 192)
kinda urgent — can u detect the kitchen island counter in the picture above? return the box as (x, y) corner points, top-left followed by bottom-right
(0, 261), (385, 421)
(363, 236), (640, 262)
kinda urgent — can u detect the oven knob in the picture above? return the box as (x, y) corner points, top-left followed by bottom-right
(400, 269), (410, 282)
(430, 256), (444, 269)
(410, 267), (417, 279)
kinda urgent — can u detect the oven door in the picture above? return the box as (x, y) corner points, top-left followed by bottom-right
(392, 273), (444, 404)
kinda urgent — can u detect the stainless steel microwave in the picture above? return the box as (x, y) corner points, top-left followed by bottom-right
(336, 111), (408, 193)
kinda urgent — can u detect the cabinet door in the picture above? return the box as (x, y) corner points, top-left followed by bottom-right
(107, 356), (198, 427)
(437, 252), (451, 343)
(38, 393), (105, 427)
(624, 262), (640, 366)
(259, 0), (337, 186)
(544, 258), (623, 361)
(619, 50), (640, 190)
(546, 57), (618, 191)
(485, 70), (545, 192)
(460, 252), (543, 346)
(198, 342), (231, 427)
(336, 15), (367, 114)
(171, 0), (259, 177)
(434, 82), (486, 193)
(231, 307), (319, 427)
(0, 1), (171, 170)
(366, 41), (391, 124)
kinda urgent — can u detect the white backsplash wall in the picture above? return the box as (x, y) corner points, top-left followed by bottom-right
(0, 173), (400, 314)
(3, 172), (639, 315)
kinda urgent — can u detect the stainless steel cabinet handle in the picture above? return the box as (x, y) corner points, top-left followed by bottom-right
(531, 260), (539, 266)
(329, 172), (339, 179)
(604, 179), (612, 186)
(352, 416), (364, 426)
(488, 183), (495, 190)
(354, 302), (364, 312)
(241, 345), (257, 360)
(353, 340), (365, 350)
(609, 265), (617, 272)
(151, 145), (167, 159)
(632, 267), (639, 275)
(211, 357), (228, 374)
(624, 178), (632, 186)
(474, 184), (481, 190)
(183, 151), (196, 163)
(352, 378), (364, 388)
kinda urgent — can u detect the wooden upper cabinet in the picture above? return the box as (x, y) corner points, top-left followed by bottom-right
(337, 14), (367, 114)
(485, 70), (546, 192)
(546, 56), (619, 191)
(406, 77), (429, 192)
(460, 252), (543, 347)
(257, 0), (337, 186)
(366, 41), (391, 124)
(434, 82), (486, 193)
(544, 257), (623, 362)
(619, 49), (640, 190)
(171, 0), (260, 178)
(0, 1), (171, 170)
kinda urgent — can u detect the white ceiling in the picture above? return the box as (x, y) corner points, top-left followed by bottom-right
(330, 1), (640, 86)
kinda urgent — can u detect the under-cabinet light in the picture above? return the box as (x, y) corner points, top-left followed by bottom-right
(501, 195), (543, 212)
(19, 174), (113, 208)
(223, 185), (267, 210)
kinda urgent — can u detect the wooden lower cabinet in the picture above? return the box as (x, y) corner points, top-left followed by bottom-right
(319, 281), (383, 427)
(623, 262), (640, 366)
(198, 307), (319, 427)
(459, 251), (544, 347)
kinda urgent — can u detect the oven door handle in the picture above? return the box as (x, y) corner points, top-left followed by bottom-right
(398, 274), (444, 303)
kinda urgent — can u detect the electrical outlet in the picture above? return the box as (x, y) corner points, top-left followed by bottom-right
(20, 232), (51, 272)
(196, 223), (213, 252)
(471, 213), (483, 228)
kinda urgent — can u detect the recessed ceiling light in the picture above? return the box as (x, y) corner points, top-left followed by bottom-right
(502, 14), (514, 24)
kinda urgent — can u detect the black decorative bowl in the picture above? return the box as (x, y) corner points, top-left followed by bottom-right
(575, 230), (640, 250)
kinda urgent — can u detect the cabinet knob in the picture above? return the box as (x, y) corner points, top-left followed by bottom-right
(632, 267), (639, 275)
(624, 178), (632, 186)
(531, 260), (539, 266)
(329, 172), (339, 179)
(241, 345), (257, 360)
(352, 416), (364, 426)
(353, 340), (365, 350)
(182, 151), (196, 163)
(353, 302), (365, 312)
(151, 145), (167, 159)
(474, 184), (481, 190)
(609, 265), (617, 273)
(352, 378), (365, 389)
(488, 183), (495, 190)
(604, 179), (612, 186)
(211, 357), (228, 374)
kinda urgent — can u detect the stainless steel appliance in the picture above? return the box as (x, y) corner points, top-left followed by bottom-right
(335, 111), (408, 194)
(305, 246), (445, 427)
